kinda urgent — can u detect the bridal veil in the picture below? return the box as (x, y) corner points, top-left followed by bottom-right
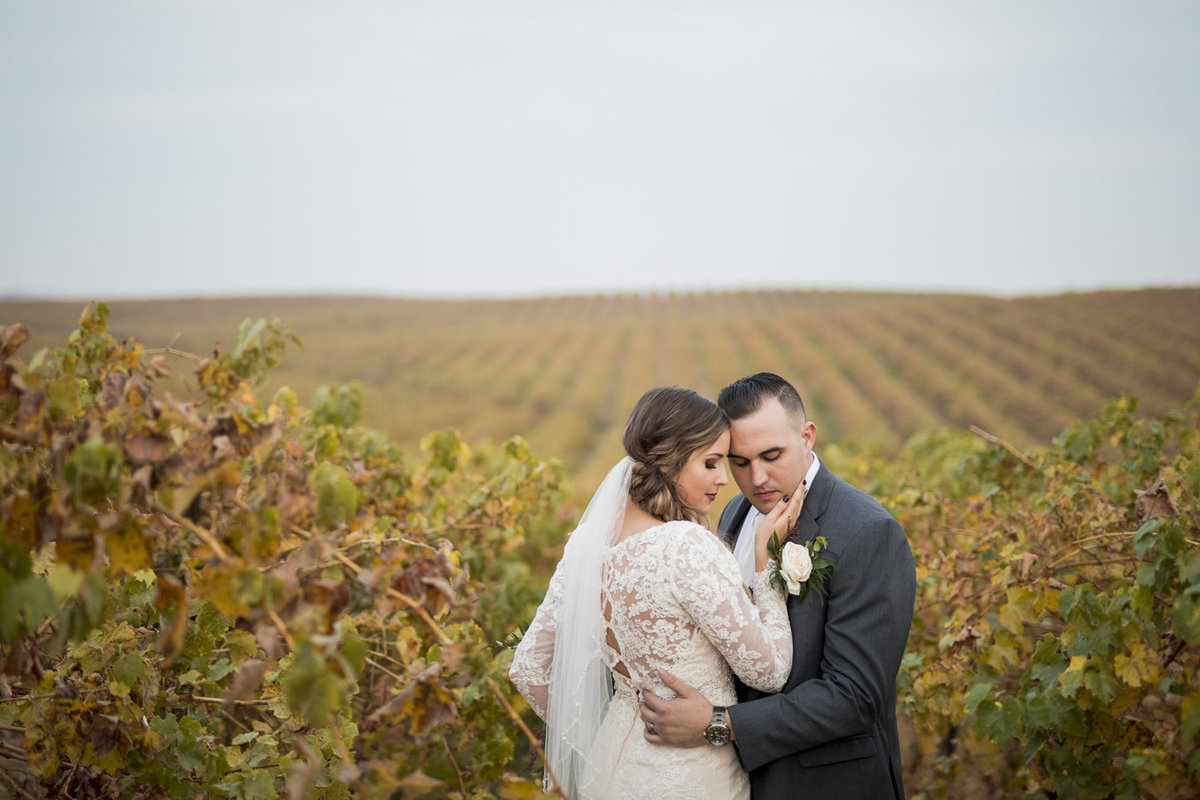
(543, 456), (631, 796)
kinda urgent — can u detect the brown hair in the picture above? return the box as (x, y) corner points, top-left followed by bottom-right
(622, 386), (729, 525)
(718, 372), (806, 423)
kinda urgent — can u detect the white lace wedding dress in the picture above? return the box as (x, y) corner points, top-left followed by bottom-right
(510, 520), (792, 799)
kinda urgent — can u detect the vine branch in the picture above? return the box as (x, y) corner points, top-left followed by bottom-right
(970, 425), (1038, 469)
(485, 677), (568, 800)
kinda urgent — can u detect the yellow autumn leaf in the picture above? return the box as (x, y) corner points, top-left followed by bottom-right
(1114, 642), (1161, 688)
(998, 586), (1035, 633)
(1038, 585), (1061, 615)
(497, 776), (553, 799)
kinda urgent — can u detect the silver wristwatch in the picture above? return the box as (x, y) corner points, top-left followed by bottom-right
(703, 705), (731, 746)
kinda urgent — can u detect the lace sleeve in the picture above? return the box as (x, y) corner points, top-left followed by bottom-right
(670, 526), (793, 693)
(508, 557), (567, 720)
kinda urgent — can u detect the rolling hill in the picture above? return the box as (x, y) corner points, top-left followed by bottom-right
(4, 288), (1198, 502)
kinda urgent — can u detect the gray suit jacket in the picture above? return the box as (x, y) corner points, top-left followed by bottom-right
(719, 463), (916, 800)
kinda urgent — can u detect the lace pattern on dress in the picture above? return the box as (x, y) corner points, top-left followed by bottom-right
(510, 520), (793, 799)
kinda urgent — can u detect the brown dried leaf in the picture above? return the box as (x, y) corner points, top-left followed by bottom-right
(1020, 552), (1039, 580)
(223, 658), (269, 709)
(440, 641), (466, 674)
(57, 534), (98, 572)
(152, 572), (189, 664)
(954, 624), (981, 645)
(131, 464), (154, 494)
(0, 490), (38, 549)
(210, 435), (237, 462)
(254, 620), (287, 660)
(123, 377), (151, 408)
(365, 663), (457, 737)
(157, 606), (188, 665)
(285, 736), (322, 800)
(124, 431), (170, 463)
(154, 573), (186, 613)
(302, 580), (350, 617)
(394, 770), (444, 798)
(1135, 478), (1178, 523)
(16, 388), (47, 442)
(169, 459), (242, 516)
(2, 640), (45, 688)
(390, 549), (457, 616)
(0, 323), (30, 359)
(97, 372), (126, 410)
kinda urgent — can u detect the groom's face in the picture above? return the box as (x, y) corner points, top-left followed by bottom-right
(726, 396), (815, 515)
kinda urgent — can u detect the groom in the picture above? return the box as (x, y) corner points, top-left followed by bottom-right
(640, 373), (916, 799)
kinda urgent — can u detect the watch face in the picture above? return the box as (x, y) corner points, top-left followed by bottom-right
(705, 725), (731, 746)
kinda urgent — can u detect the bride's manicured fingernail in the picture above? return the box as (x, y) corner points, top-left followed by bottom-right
(783, 495), (790, 503)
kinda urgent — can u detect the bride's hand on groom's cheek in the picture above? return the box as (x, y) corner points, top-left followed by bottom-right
(754, 481), (806, 551)
(637, 669), (712, 748)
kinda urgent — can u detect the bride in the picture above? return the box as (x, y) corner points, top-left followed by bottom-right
(509, 386), (802, 799)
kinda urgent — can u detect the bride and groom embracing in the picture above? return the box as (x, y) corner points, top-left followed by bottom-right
(510, 373), (917, 799)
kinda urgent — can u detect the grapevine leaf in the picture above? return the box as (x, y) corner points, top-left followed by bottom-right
(1170, 588), (1200, 644)
(1058, 655), (1088, 698)
(311, 462), (358, 524)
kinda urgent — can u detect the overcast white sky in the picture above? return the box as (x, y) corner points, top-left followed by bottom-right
(2, 1), (1198, 300)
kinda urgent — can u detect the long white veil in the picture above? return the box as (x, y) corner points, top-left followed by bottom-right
(544, 456), (631, 796)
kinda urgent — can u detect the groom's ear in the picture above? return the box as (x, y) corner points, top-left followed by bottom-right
(801, 420), (817, 450)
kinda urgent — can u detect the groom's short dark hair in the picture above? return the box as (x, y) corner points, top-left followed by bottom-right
(718, 372), (806, 422)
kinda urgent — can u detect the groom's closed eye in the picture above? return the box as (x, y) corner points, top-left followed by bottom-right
(728, 449), (783, 467)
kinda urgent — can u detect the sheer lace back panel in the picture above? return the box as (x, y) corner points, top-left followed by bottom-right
(600, 520), (792, 700)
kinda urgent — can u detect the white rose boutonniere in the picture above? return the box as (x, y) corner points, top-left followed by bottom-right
(768, 534), (835, 603)
(779, 542), (812, 593)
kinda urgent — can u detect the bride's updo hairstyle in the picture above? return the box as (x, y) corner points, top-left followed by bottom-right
(622, 386), (729, 525)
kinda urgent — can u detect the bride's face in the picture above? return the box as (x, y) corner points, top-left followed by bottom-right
(674, 430), (731, 515)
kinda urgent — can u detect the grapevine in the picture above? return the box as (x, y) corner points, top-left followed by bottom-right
(0, 303), (566, 798)
(838, 390), (1200, 797)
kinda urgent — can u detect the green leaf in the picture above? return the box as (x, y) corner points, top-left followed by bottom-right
(311, 463), (358, 524)
(45, 376), (84, 421)
(112, 651), (145, 685)
(1030, 636), (1067, 686)
(338, 631), (368, 680)
(312, 383), (363, 428)
(0, 574), (55, 641)
(282, 642), (343, 726)
(963, 681), (994, 715)
(63, 436), (123, 505)
(1059, 585), (1080, 618)
(1171, 588), (1200, 644)
(1133, 518), (1166, 560)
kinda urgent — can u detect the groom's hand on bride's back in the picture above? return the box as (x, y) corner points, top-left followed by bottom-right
(638, 669), (714, 748)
